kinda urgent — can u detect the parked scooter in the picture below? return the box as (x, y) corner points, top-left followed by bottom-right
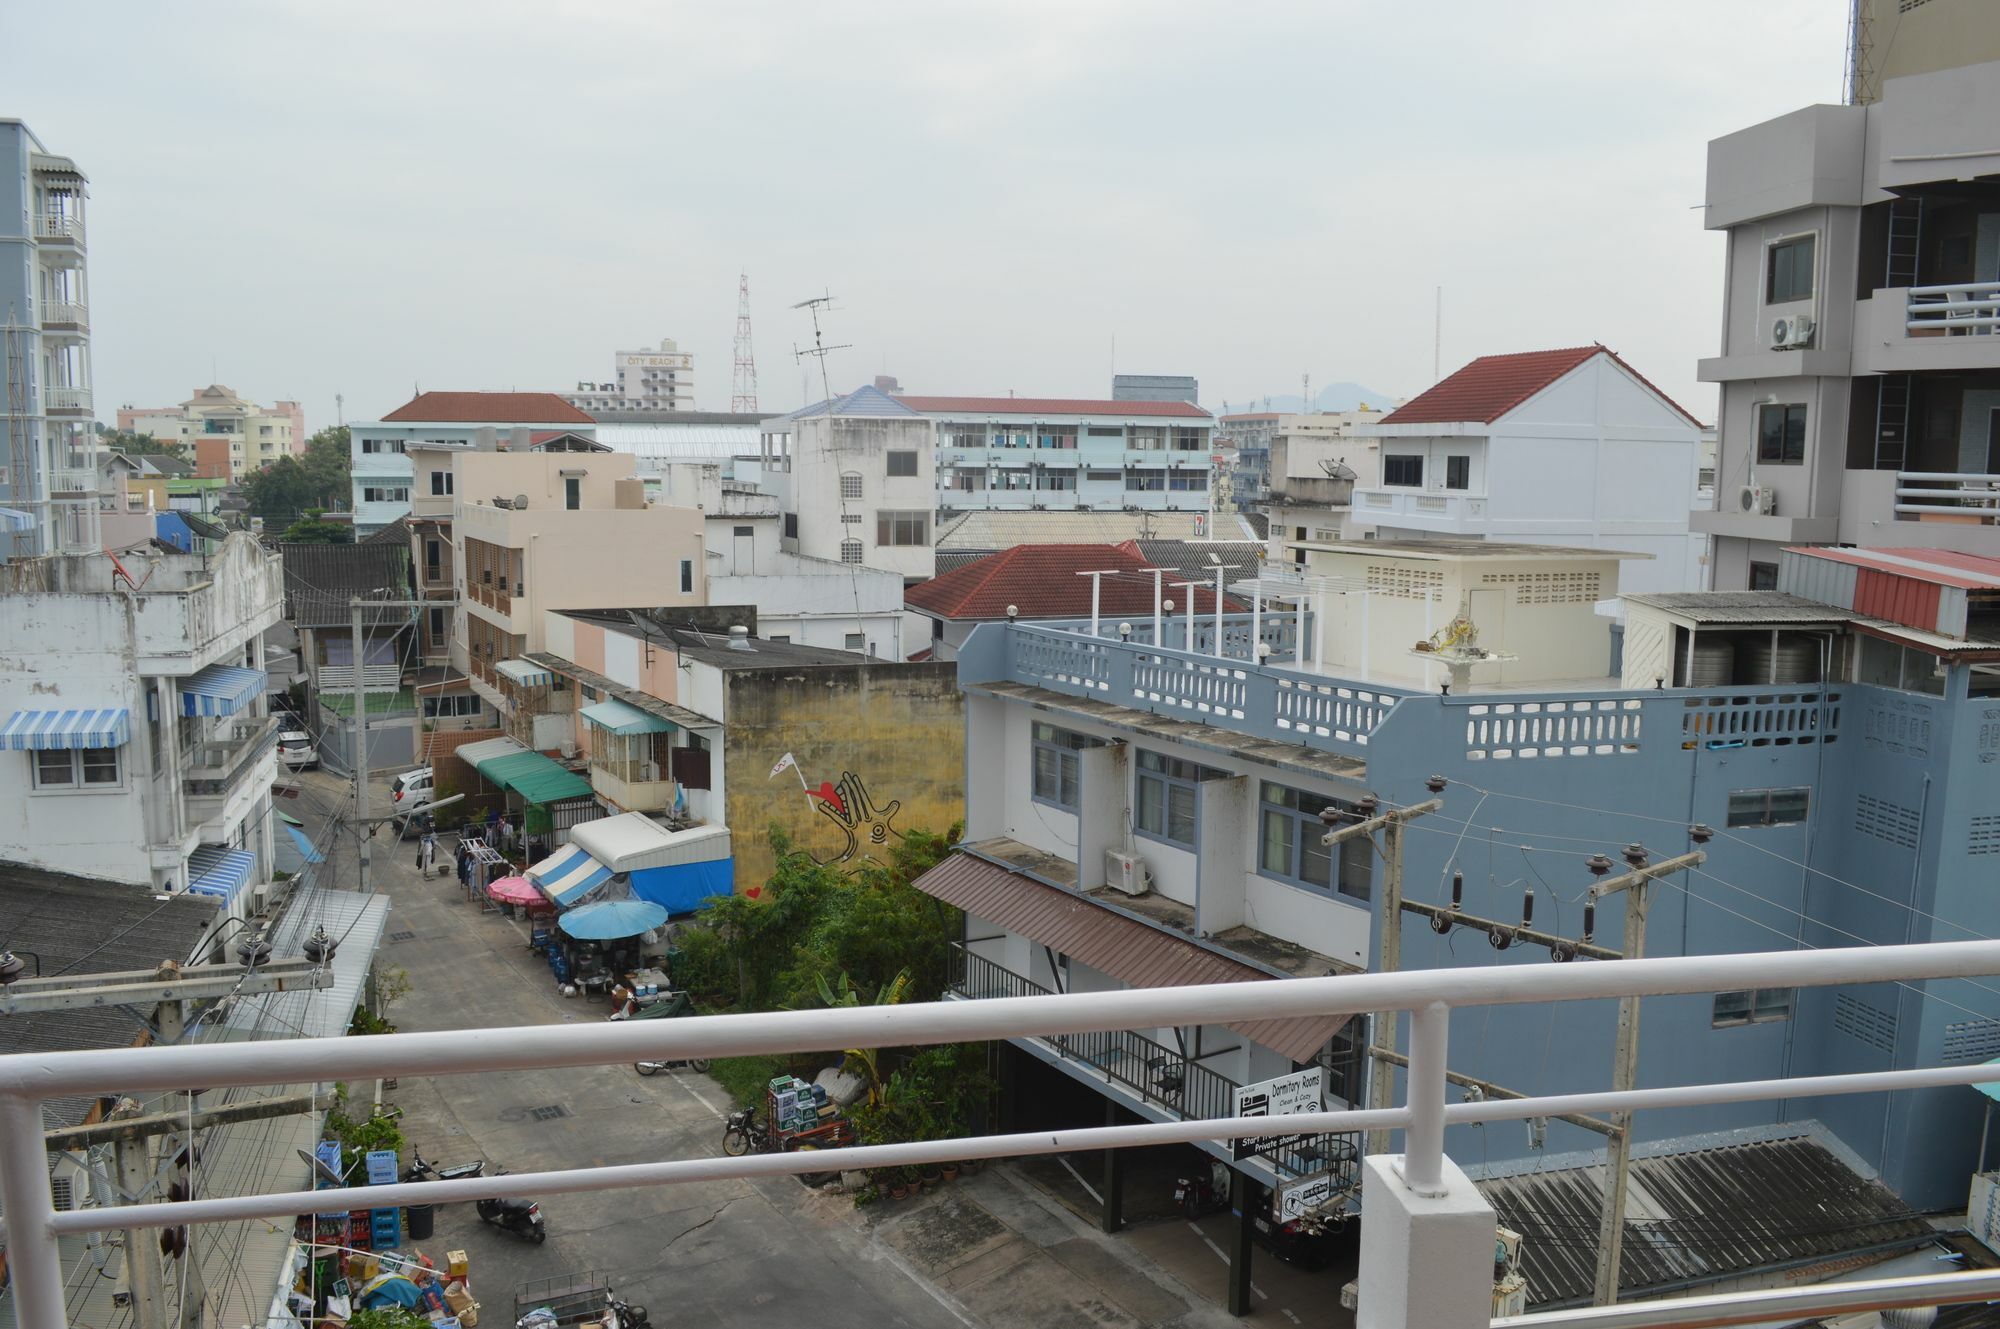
(476, 1173), (547, 1243)
(1173, 1159), (1231, 1219)
(634, 1055), (711, 1076)
(401, 1145), (487, 1185)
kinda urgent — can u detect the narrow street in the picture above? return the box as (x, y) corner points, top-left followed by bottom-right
(281, 768), (1272, 1326)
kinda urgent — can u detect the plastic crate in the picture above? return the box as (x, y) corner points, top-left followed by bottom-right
(364, 1150), (400, 1185)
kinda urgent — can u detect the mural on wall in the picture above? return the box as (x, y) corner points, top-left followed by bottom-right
(771, 752), (905, 866)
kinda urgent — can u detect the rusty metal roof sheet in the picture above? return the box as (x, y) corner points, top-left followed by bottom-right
(912, 851), (1349, 1063)
(1479, 1132), (1933, 1309)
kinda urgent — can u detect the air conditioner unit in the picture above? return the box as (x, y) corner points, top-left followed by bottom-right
(1103, 849), (1151, 897)
(1737, 484), (1776, 515)
(1770, 314), (1815, 350)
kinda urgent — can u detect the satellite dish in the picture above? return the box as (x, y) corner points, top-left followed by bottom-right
(513, 493), (530, 510)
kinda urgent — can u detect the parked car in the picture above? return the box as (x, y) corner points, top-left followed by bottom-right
(277, 730), (318, 771)
(391, 766), (434, 812)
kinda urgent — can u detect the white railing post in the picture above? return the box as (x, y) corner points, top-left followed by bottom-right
(1358, 999), (1494, 1329)
(0, 1093), (66, 1329)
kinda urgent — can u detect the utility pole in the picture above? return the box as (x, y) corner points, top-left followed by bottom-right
(1588, 840), (1707, 1306)
(109, 1101), (167, 1329)
(1320, 785), (1446, 1156)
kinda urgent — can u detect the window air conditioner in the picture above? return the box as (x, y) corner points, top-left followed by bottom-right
(1737, 484), (1776, 516)
(1769, 314), (1815, 350)
(1104, 849), (1152, 897)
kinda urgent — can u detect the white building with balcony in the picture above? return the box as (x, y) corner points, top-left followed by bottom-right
(758, 385), (938, 584)
(912, 394), (1217, 515)
(1261, 409), (1385, 565)
(0, 533), (285, 901)
(1355, 345), (1706, 594)
(563, 337), (695, 414)
(0, 119), (100, 560)
(1693, 48), (2000, 589)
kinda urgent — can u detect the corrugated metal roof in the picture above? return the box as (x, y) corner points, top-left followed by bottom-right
(912, 852), (1349, 1062)
(1479, 1133), (1932, 1309)
(1784, 545), (2000, 591)
(1621, 591), (1855, 624)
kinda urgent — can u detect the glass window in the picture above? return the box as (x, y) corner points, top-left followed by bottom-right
(81, 748), (119, 785)
(1134, 749), (1224, 848)
(679, 559), (694, 594)
(1726, 787), (1810, 828)
(840, 472), (864, 499)
(1766, 236), (1815, 304)
(1756, 404), (1807, 464)
(886, 450), (919, 476)
(1445, 456), (1470, 490)
(1257, 782), (1369, 901)
(876, 511), (928, 546)
(1748, 561), (1779, 591)
(564, 477), (581, 510)
(430, 470), (453, 495)
(1383, 455), (1423, 487)
(844, 632), (867, 651)
(1713, 988), (1794, 1027)
(32, 749), (74, 788)
(1031, 723), (1102, 811)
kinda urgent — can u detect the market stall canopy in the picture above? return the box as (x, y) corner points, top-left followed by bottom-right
(569, 814), (732, 915)
(0, 706), (131, 750)
(179, 662), (268, 717)
(487, 875), (545, 907)
(580, 697), (674, 736)
(476, 750), (593, 806)
(528, 843), (614, 908)
(559, 898), (669, 941)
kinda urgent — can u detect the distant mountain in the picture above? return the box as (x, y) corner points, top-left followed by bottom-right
(1216, 381), (1402, 416)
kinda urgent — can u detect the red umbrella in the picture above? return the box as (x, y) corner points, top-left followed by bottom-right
(487, 875), (544, 908)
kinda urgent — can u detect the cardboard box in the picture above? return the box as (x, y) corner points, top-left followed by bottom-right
(446, 1250), (469, 1280)
(444, 1284), (475, 1315)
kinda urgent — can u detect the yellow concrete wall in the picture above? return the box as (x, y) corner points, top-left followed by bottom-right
(722, 662), (964, 891)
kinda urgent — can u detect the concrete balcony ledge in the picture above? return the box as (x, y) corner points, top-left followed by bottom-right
(183, 716), (280, 796)
(1351, 487), (1486, 532)
(1687, 508), (1838, 542)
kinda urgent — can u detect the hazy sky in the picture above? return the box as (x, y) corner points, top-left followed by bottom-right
(8, 1), (1848, 430)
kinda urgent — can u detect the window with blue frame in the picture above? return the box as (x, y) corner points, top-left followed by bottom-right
(1135, 750), (1226, 848)
(1257, 782), (1373, 902)
(1031, 723), (1103, 811)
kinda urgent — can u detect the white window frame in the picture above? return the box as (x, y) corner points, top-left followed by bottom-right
(29, 746), (123, 792)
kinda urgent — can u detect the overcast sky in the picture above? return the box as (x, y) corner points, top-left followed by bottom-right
(9, 1), (1847, 429)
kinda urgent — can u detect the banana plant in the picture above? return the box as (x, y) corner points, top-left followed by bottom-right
(815, 967), (912, 1105)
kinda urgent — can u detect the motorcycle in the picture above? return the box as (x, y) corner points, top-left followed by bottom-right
(1173, 1159), (1231, 1219)
(721, 1106), (766, 1157)
(401, 1145), (486, 1185)
(635, 1055), (711, 1075)
(477, 1176), (547, 1243)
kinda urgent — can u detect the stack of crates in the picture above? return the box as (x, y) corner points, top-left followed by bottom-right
(365, 1149), (402, 1249)
(768, 1075), (835, 1135)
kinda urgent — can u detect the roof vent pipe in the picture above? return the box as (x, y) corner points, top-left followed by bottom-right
(727, 624), (754, 651)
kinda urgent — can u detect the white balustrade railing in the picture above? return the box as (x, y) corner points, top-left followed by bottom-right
(5, 942), (2000, 1327)
(34, 212), (83, 243)
(1906, 280), (2000, 334)
(40, 299), (87, 327)
(1896, 471), (2000, 523)
(43, 385), (92, 412)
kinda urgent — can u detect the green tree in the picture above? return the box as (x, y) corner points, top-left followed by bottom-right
(280, 508), (354, 544)
(299, 425), (351, 508)
(242, 456), (317, 526)
(98, 427), (181, 457)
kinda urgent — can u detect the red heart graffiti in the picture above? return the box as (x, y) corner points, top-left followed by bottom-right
(812, 781), (846, 815)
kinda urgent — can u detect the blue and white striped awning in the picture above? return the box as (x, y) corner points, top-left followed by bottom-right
(496, 659), (554, 688)
(527, 843), (614, 908)
(187, 845), (258, 902)
(0, 707), (132, 750)
(179, 663), (268, 717)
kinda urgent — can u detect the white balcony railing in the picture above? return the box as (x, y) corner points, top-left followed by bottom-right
(34, 212), (83, 244)
(43, 385), (92, 413)
(40, 300), (87, 329)
(1906, 280), (2000, 334)
(1895, 471), (2000, 523)
(46, 467), (97, 495)
(1353, 486), (1488, 528)
(5, 942), (2000, 1327)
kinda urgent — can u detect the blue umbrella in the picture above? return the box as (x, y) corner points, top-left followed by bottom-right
(558, 899), (670, 940)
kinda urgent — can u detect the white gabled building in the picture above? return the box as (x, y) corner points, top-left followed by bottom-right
(1355, 345), (1707, 593)
(0, 533), (285, 905)
(757, 385), (938, 584)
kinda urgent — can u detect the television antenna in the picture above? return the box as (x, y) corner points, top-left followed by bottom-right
(792, 292), (851, 412)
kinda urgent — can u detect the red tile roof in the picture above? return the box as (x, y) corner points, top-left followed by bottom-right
(905, 544), (1238, 621)
(381, 392), (594, 425)
(1380, 345), (1701, 428)
(898, 395), (1210, 420)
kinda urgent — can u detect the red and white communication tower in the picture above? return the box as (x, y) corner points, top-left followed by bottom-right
(731, 273), (759, 414)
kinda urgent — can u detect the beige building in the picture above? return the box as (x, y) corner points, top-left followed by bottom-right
(565, 338), (696, 414)
(449, 447), (707, 714)
(118, 385), (305, 479)
(1848, 0), (2000, 105)
(1261, 410), (1384, 564)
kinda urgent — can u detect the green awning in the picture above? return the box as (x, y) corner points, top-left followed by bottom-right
(473, 749), (594, 806)
(580, 698), (673, 737)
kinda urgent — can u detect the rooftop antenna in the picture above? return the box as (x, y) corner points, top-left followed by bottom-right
(792, 292), (850, 416)
(732, 273), (760, 414)
(1433, 286), (1443, 383)
(1302, 373), (1311, 414)
(1846, 0), (1875, 105)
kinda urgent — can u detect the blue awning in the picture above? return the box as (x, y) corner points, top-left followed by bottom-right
(187, 845), (257, 902)
(527, 843), (615, 908)
(580, 698), (673, 737)
(0, 707), (131, 750)
(284, 824), (325, 865)
(180, 663), (268, 717)
(496, 659), (554, 688)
